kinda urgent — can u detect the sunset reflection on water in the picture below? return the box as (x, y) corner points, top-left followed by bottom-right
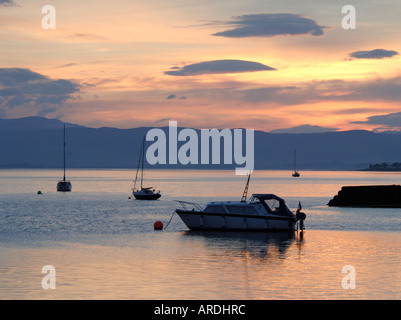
(1, 169), (400, 300)
(1, 230), (400, 300)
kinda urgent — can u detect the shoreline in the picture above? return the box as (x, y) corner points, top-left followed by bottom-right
(1, 167), (399, 172)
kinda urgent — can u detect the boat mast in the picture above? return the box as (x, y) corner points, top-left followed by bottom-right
(241, 173), (251, 202)
(134, 136), (145, 191)
(294, 150), (296, 172)
(134, 136), (143, 190)
(140, 136), (145, 189)
(63, 124), (66, 182)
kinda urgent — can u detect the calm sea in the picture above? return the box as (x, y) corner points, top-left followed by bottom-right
(0, 169), (400, 300)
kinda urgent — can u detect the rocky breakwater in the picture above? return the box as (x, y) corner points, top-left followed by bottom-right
(328, 185), (401, 207)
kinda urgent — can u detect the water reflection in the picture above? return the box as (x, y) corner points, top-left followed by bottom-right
(181, 230), (304, 260)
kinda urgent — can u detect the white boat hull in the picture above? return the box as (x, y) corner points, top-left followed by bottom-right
(176, 210), (296, 231)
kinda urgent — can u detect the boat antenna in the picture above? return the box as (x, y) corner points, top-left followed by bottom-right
(241, 173), (251, 202)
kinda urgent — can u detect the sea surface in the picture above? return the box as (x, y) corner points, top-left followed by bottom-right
(0, 169), (400, 300)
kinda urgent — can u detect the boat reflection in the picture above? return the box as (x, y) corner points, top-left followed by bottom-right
(181, 230), (304, 260)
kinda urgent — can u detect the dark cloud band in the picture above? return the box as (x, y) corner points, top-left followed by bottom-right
(165, 59), (276, 76)
(348, 49), (399, 60)
(0, 68), (80, 114)
(212, 14), (326, 38)
(0, 0), (16, 6)
(352, 112), (401, 127)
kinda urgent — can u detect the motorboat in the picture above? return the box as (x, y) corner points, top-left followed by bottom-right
(57, 124), (72, 192)
(132, 136), (161, 200)
(175, 175), (305, 231)
(176, 194), (301, 231)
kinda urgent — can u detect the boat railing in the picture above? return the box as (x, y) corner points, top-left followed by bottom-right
(175, 200), (204, 212)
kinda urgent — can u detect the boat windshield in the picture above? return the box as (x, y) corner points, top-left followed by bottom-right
(264, 199), (281, 214)
(250, 195), (294, 217)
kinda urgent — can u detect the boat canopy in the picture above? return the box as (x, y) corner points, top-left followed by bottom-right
(251, 194), (294, 217)
(252, 194), (285, 201)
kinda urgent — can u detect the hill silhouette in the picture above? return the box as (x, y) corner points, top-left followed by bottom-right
(1, 117), (401, 170)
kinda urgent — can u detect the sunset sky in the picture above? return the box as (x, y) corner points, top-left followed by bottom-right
(1, 0), (401, 132)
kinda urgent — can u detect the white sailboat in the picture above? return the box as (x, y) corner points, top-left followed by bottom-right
(132, 136), (161, 200)
(57, 124), (72, 192)
(292, 149), (300, 177)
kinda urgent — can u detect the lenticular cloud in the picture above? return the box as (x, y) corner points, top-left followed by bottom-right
(165, 59), (276, 76)
(212, 14), (326, 38)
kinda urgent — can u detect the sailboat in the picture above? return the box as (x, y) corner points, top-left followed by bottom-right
(57, 124), (72, 192)
(292, 150), (300, 177)
(132, 136), (161, 200)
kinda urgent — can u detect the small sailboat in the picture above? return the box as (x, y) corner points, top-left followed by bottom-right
(132, 136), (161, 200)
(57, 124), (72, 192)
(292, 149), (300, 177)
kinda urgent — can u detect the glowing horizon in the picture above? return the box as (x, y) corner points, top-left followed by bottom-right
(1, 0), (401, 132)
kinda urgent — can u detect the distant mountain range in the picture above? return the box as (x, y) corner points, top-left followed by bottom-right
(1, 116), (401, 170)
(268, 124), (338, 134)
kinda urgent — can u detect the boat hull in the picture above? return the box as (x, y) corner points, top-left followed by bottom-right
(133, 193), (161, 200)
(57, 181), (72, 192)
(133, 188), (161, 200)
(176, 210), (296, 231)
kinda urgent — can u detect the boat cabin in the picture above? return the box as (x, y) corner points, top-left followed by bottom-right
(203, 194), (295, 218)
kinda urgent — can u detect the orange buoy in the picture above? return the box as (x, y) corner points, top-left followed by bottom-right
(154, 221), (163, 230)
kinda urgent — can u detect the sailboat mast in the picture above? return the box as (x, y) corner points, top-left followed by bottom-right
(140, 136), (145, 189)
(133, 136), (145, 191)
(294, 149), (297, 172)
(63, 124), (66, 181)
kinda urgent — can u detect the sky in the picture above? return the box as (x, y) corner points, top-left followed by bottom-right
(1, 0), (401, 132)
